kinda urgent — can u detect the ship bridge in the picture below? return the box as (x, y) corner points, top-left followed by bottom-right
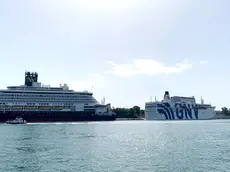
(171, 96), (196, 104)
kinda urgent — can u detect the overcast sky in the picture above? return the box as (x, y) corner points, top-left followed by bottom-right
(0, 0), (230, 109)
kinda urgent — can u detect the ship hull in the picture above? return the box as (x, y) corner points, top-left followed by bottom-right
(0, 111), (116, 123)
(145, 111), (216, 120)
(145, 103), (216, 120)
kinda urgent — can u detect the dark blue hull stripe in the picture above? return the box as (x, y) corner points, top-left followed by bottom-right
(0, 111), (116, 122)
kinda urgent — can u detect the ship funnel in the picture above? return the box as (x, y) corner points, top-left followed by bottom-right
(163, 91), (171, 102)
(25, 71), (38, 86)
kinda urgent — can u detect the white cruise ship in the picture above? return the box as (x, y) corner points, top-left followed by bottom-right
(0, 71), (116, 122)
(145, 91), (216, 120)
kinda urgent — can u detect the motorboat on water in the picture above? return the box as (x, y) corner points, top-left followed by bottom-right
(5, 117), (27, 124)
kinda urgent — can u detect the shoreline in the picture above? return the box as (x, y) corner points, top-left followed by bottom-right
(116, 112), (230, 120)
(116, 118), (145, 121)
(213, 112), (230, 119)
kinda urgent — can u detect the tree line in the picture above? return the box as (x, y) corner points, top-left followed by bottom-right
(221, 107), (230, 115)
(113, 106), (145, 119)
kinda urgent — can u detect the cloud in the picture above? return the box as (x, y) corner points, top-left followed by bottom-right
(56, 74), (106, 91)
(199, 60), (208, 65)
(42, 0), (138, 9)
(106, 59), (193, 76)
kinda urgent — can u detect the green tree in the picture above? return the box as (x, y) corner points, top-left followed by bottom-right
(222, 107), (229, 114)
(140, 110), (145, 118)
(114, 106), (144, 118)
(133, 106), (141, 116)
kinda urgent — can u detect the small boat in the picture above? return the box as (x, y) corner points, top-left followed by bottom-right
(5, 117), (27, 124)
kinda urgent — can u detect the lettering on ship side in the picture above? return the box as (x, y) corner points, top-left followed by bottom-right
(156, 103), (199, 120)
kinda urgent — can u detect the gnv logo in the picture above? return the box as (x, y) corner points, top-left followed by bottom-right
(156, 103), (199, 120)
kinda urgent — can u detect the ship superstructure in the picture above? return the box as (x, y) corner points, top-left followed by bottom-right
(145, 91), (216, 120)
(0, 71), (116, 122)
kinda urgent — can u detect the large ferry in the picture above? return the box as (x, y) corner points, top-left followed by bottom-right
(145, 91), (216, 120)
(0, 71), (116, 123)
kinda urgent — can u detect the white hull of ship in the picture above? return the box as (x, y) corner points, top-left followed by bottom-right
(145, 104), (216, 120)
(145, 91), (216, 120)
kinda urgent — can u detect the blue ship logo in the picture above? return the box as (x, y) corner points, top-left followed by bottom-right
(156, 103), (199, 120)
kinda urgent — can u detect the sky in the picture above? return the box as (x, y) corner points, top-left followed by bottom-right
(0, 0), (230, 110)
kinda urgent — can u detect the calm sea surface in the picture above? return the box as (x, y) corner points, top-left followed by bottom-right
(0, 120), (230, 172)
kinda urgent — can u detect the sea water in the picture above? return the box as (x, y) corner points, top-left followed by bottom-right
(0, 120), (229, 172)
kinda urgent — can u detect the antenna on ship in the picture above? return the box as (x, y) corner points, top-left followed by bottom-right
(101, 97), (105, 105)
(201, 96), (204, 104)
